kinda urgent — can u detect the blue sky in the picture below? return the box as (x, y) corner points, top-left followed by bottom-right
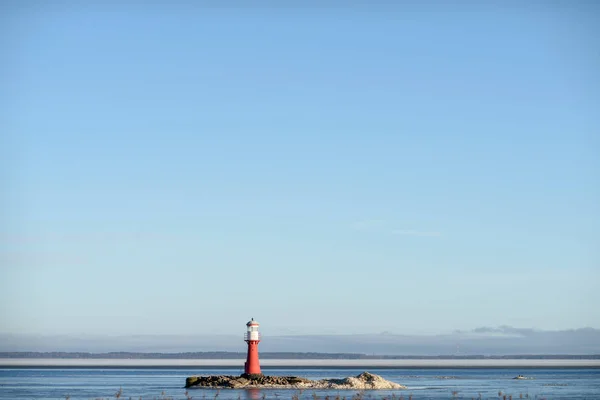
(1, 2), (598, 338)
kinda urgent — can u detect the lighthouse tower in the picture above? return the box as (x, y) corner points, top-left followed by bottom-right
(244, 318), (262, 375)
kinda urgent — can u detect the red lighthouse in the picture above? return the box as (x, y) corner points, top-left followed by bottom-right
(244, 318), (262, 375)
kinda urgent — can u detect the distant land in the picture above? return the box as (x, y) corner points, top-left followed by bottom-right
(2, 327), (599, 355)
(2, 357), (600, 369)
(1, 352), (599, 359)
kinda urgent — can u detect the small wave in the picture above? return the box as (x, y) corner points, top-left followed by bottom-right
(406, 386), (444, 390)
(543, 383), (568, 387)
(400, 375), (459, 379)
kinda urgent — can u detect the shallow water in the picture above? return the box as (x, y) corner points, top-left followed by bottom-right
(1, 367), (599, 399)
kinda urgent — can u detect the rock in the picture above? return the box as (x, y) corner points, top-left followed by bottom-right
(185, 376), (200, 387)
(185, 371), (406, 390)
(324, 371), (406, 389)
(229, 377), (250, 388)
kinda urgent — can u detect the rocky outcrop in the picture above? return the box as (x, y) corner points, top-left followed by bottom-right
(185, 374), (312, 389)
(185, 372), (406, 390)
(324, 372), (406, 389)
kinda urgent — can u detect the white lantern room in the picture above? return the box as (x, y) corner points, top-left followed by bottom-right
(245, 318), (261, 341)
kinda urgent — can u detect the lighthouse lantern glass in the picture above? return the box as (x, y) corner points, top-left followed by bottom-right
(247, 324), (260, 341)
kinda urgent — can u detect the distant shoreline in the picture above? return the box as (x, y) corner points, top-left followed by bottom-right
(2, 358), (599, 368)
(2, 352), (599, 359)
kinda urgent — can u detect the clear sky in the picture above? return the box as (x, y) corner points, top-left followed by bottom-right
(1, 1), (598, 338)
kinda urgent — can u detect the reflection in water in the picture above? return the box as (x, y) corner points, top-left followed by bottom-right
(245, 388), (261, 400)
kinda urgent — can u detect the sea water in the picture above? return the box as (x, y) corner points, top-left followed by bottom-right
(1, 367), (599, 400)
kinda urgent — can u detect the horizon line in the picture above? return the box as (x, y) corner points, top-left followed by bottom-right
(2, 351), (600, 359)
(2, 359), (600, 369)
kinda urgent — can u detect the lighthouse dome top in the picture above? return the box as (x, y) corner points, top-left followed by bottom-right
(246, 318), (260, 326)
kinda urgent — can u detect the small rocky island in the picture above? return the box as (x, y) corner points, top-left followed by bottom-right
(185, 371), (407, 390)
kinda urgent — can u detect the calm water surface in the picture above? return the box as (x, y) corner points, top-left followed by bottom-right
(1, 367), (599, 400)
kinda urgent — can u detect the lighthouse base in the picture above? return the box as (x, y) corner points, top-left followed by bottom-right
(241, 373), (264, 380)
